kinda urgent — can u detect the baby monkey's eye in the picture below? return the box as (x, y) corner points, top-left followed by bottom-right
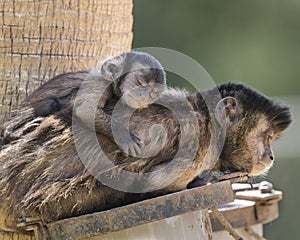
(137, 79), (147, 86)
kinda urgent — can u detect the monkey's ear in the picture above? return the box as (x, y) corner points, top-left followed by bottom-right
(215, 97), (239, 126)
(101, 54), (126, 80)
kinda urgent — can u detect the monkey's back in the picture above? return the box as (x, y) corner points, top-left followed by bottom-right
(0, 88), (212, 231)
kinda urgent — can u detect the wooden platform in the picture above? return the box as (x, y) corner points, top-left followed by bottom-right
(1, 180), (282, 240)
(11, 181), (233, 240)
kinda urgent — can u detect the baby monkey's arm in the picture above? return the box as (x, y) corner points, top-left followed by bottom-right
(74, 86), (143, 156)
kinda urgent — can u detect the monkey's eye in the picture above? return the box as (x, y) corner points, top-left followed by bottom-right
(108, 64), (118, 74)
(267, 134), (274, 141)
(137, 79), (147, 86)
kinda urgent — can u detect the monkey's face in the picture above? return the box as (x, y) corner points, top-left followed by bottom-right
(220, 115), (279, 176)
(222, 108), (293, 176)
(118, 70), (165, 109)
(215, 90), (292, 176)
(101, 51), (166, 108)
(243, 116), (276, 176)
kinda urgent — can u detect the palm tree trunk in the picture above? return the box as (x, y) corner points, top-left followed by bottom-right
(0, 0), (133, 123)
(0, 0), (133, 238)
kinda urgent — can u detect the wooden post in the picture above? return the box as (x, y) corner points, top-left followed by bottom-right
(0, 0), (132, 237)
(0, 0), (133, 122)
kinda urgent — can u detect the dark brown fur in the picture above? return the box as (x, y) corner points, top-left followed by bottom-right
(215, 84), (292, 175)
(0, 83), (292, 232)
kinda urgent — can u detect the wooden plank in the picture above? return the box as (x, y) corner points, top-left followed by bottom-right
(46, 181), (234, 240)
(86, 210), (212, 240)
(235, 190), (282, 202)
(210, 196), (281, 231)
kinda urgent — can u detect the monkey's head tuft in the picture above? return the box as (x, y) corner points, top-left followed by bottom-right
(215, 83), (292, 176)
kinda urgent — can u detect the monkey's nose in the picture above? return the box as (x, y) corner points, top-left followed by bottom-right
(149, 90), (158, 99)
(265, 149), (274, 161)
(267, 151), (275, 161)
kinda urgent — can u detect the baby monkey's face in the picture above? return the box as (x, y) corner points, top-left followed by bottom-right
(119, 69), (166, 109)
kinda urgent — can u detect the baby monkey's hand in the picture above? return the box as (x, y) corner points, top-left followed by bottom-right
(112, 120), (144, 157)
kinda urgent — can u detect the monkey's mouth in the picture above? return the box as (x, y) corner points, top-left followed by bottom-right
(123, 94), (149, 109)
(249, 159), (273, 176)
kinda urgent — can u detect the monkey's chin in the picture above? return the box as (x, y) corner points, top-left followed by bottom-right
(123, 96), (150, 109)
(248, 160), (274, 176)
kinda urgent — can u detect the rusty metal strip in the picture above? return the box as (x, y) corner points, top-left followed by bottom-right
(210, 200), (257, 231)
(210, 207), (244, 240)
(46, 181), (234, 240)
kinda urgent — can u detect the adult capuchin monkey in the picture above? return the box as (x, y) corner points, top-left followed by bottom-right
(0, 82), (292, 233)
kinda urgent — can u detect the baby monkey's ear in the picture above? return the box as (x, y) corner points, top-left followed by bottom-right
(215, 97), (240, 126)
(100, 53), (126, 80)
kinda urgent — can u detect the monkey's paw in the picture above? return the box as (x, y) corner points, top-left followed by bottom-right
(121, 131), (144, 157)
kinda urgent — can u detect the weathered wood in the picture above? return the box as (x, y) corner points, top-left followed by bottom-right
(86, 210), (213, 240)
(0, 0), (133, 236)
(210, 190), (282, 231)
(45, 181), (233, 240)
(235, 190), (282, 202)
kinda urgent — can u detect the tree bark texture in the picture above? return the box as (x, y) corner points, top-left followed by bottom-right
(0, 0), (133, 123)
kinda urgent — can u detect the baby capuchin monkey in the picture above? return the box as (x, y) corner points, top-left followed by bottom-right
(2, 52), (166, 155)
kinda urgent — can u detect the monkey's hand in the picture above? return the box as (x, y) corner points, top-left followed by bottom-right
(128, 130), (144, 155)
(112, 120), (144, 157)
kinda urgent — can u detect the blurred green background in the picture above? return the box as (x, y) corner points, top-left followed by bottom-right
(133, 0), (299, 239)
